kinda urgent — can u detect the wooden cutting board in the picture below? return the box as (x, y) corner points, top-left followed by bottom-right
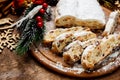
(30, 7), (120, 78)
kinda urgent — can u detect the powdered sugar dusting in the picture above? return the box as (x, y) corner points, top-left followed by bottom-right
(74, 31), (91, 37)
(101, 56), (120, 72)
(64, 40), (82, 50)
(109, 51), (119, 58)
(55, 32), (73, 40)
(82, 45), (95, 57)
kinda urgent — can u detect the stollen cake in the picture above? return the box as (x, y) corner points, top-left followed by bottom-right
(63, 40), (83, 64)
(43, 26), (84, 44)
(81, 34), (120, 70)
(52, 30), (96, 53)
(55, 0), (105, 29)
(80, 38), (101, 48)
(73, 30), (97, 42)
(102, 11), (119, 36)
(63, 38), (101, 64)
(51, 32), (74, 53)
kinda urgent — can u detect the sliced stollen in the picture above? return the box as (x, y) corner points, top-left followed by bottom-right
(81, 34), (120, 70)
(63, 38), (101, 64)
(73, 30), (97, 42)
(80, 38), (101, 48)
(52, 32), (74, 53)
(102, 11), (119, 36)
(63, 40), (83, 64)
(52, 30), (96, 53)
(55, 0), (105, 29)
(43, 26), (84, 44)
(43, 28), (66, 44)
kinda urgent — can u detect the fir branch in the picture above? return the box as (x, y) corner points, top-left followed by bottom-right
(16, 19), (35, 55)
(18, 18), (29, 33)
(15, 4), (51, 55)
(16, 18), (45, 55)
(33, 25), (45, 42)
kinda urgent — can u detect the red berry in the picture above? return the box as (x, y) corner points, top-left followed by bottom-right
(36, 16), (42, 22)
(37, 22), (43, 28)
(42, 3), (48, 9)
(39, 8), (45, 14)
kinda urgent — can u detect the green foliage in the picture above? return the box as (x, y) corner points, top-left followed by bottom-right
(15, 3), (47, 55)
(16, 18), (45, 55)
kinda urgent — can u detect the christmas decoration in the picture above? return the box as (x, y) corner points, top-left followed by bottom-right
(39, 8), (45, 14)
(42, 3), (48, 9)
(0, 18), (14, 30)
(37, 21), (43, 28)
(13, 2), (51, 55)
(36, 16), (42, 22)
(0, 18), (13, 26)
(0, 17), (19, 53)
(0, 29), (19, 53)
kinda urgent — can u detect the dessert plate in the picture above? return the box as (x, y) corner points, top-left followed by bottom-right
(30, 7), (120, 77)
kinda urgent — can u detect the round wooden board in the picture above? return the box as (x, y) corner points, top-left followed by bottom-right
(30, 7), (120, 78)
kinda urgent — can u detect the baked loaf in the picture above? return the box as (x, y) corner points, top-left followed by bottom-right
(102, 11), (119, 36)
(52, 30), (96, 53)
(80, 38), (101, 48)
(55, 0), (105, 29)
(55, 0), (76, 27)
(43, 26), (84, 44)
(73, 30), (97, 42)
(63, 40), (83, 64)
(63, 38), (101, 64)
(81, 34), (120, 70)
(52, 32), (73, 53)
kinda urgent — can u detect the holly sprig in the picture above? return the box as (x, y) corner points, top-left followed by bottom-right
(16, 1), (50, 55)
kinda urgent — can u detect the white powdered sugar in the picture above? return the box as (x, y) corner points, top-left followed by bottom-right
(55, 32), (73, 41)
(56, 0), (105, 28)
(64, 40), (82, 50)
(73, 31), (91, 37)
(82, 45), (96, 57)
(80, 38), (101, 48)
(102, 56), (120, 72)
(109, 51), (119, 58)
